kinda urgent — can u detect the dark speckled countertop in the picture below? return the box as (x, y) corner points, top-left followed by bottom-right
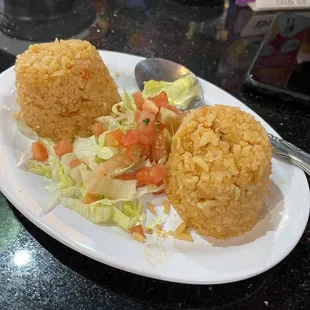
(0, 1), (310, 309)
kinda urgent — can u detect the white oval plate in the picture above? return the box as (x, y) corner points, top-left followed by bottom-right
(0, 51), (309, 285)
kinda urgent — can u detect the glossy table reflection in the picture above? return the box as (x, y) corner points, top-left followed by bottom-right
(0, 1), (309, 309)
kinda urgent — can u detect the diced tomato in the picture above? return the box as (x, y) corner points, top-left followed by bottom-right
(133, 91), (144, 109)
(142, 99), (159, 115)
(104, 129), (124, 147)
(121, 130), (139, 146)
(137, 133), (150, 147)
(124, 144), (145, 162)
(137, 134), (151, 157)
(130, 224), (146, 238)
(96, 151), (133, 176)
(137, 122), (155, 136)
(136, 164), (167, 185)
(137, 110), (156, 139)
(32, 141), (48, 162)
(137, 109), (156, 125)
(137, 110), (156, 137)
(83, 193), (98, 204)
(166, 105), (181, 114)
(69, 158), (82, 169)
(135, 111), (141, 122)
(153, 189), (166, 195)
(151, 131), (168, 163)
(53, 140), (73, 157)
(91, 122), (105, 136)
(116, 172), (137, 180)
(149, 91), (169, 108)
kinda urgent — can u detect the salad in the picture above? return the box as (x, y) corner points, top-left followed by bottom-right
(17, 75), (195, 242)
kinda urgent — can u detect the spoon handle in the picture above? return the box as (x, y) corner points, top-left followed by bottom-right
(269, 133), (310, 176)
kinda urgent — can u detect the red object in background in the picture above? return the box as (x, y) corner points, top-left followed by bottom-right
(253, 28), (308, 88)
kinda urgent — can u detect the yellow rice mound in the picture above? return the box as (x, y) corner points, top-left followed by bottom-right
(15, 39), (121, 141)
(166, 105), (272, 239)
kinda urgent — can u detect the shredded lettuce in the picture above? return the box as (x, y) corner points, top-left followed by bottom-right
(61, 197), (112, 223)
(41, 190), (62, 214)
(44, 183), (58, 194)
(96, 115), (115, 131)
(112, 207), (135, 231)
(111, 163), (135, 177)
(61, 183), (81, 198)
(61, 197), (144, 231)
(97, 146), (118, 160)
(81, 169), (137, 199)
(73, 136), (99, 170)
(142, 74), (197, 109)
(61, 152), (76, 175)
(38, 138), (61, 182)
(70, 164), (83, 183)
(101, 113), (137, 132)
(134, 184), (165, 198)
(112, 200), (144, 231)
(58, 166), (75, 189)
(22, 160), (52, 178)
(98, 90), (138, 132)
(122, 89), (137, 112)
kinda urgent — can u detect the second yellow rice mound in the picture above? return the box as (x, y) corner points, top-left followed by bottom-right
(15, 39), (121, 141)
(166, 105), (272, 239)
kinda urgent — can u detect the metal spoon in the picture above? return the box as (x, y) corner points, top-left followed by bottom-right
(135, 58), (310, 176)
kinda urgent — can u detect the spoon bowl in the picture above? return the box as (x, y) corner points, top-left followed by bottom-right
(135, 58), (205, 110)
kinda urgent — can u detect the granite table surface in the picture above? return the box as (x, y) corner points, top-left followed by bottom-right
(0, 1), (309, 309)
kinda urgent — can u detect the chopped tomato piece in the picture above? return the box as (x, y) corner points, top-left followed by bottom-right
(124, 144), (145, 162)
(53, 140), (73, 157)
(137, 122), (155, 136)
(130, 224), (146, 238)
(153, 189), (166, 195)
(142, 99), (159, 115)
(104, 129), (124, 147)
(137, 133), (150, 147)
(136, 164), (167, 185)
(135, 111), (141, 122)
(69, 158), (82, 169)
(116, 172), (137, 180)
(133, 91), (144, 109)
(166, 105), (181, 114)
(32, 141), (48, 162)
(91, 122), (105, 136)
(137, 134), (151, 157)
(151, 131), (168, 163)
(121, 130), (139, 146)
(96, 151), (133, 176)
(83, 193), (98, 204)
(137, 109), (156, 125)
(137, 110), (155, 137)
(149, 91), (169, 108)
